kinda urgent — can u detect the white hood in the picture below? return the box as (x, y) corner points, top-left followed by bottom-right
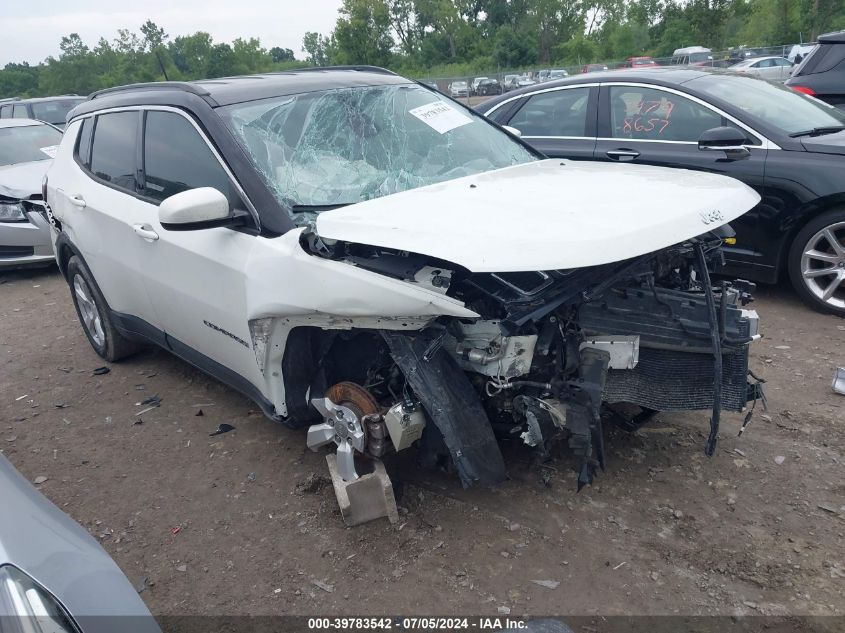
(315, 159), (760, 273)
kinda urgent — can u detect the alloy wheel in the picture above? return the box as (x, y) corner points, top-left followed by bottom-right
(73, 274), (106, 347)
(800, 221), (845, 311)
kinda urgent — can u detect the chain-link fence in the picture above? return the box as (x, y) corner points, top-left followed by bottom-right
(423, 41), (815, 104)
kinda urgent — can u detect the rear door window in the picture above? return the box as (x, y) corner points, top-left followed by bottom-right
(508, 87), (591, 137)
(141, 110), (240, 207)
(90, 111), (139, 192)
(13, 105), (28, 118)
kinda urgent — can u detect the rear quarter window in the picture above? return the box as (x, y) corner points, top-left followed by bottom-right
(90, 111), (139, 192)
(796, 44), (844, 75)
(75, 118), (93, 168)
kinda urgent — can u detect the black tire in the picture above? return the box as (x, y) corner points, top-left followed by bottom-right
(66, 255), (141, 361)
(787, 208), (845, 317)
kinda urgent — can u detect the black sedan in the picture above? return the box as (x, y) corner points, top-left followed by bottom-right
(479, 68), (845, 316)
(476, 78), (503, 96)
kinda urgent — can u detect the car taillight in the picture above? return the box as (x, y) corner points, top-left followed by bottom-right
(791, 85), (816, 96)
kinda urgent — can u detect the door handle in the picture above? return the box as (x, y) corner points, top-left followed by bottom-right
(68, 194), (86, 208)
(132, 224), (159, 241)
(606, 149), (640, 161)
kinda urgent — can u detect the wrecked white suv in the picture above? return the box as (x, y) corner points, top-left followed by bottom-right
(45, 68), (762, 492)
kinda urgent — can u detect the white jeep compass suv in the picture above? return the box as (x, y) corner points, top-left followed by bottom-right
(45, 67), (762, 488)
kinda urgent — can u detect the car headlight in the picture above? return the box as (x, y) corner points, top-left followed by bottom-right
(0, 202), (26, 223)
(0, 565), (78, 632)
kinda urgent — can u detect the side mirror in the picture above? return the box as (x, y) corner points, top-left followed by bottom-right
(159, 187), (245, 231)
(502, 125), (522, 138)
(698, 126), (751, 159)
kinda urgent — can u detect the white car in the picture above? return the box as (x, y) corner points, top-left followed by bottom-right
(729, 56), (795, 82)
(0, 118), (63, 269)
(448, 81), (469, 97)
(45, 68), (762, 490)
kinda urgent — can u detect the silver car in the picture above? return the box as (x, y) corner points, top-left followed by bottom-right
(0, 454), (160, 633)
(729, 56), (795, 82)
(0, 119), (61, 270)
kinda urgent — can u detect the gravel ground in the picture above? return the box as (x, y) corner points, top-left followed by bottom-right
(1, 265), (843, 620)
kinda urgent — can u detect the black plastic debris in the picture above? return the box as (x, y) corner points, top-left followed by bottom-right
(134, 418), (144, 426)
(209, 423), (235, 437)
(138, 395), (161, 407)
(92, 367), (110, 375)
(54, 403), (69, 409)
(195, 409), (204, 417)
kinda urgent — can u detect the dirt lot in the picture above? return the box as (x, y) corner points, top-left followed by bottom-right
(1, 266), (843, 620)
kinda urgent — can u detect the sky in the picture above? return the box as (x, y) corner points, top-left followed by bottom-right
(0, 0), (344, 66)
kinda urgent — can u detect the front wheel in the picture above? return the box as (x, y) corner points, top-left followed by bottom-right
(67, 256), (141, 361)
(787, 209), (845, 317)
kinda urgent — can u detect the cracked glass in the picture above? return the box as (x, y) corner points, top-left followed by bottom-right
(220, 84), (536, 218)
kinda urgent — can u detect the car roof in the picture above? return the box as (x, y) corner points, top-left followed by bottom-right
(477, 68), (715, 111)
(818, 29), (845, 43)
(73, 67), (412, 116)
(16, 95), (84, 104)
(0, 118), (51, 129)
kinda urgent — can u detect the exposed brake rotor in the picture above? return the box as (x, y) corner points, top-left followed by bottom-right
(306, 382), (379, 482)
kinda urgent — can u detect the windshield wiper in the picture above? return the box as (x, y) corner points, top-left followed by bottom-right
(788, 125), (845, 138)
(290, 203), (351, 212)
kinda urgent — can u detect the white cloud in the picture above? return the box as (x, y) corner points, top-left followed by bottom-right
(0, 0), (342, 65)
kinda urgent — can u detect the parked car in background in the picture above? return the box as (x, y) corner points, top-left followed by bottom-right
(547, 69), (570, 80)
(729, 56), (794, 81)
(786, 30), (845, 109)
(45, 68), (761, 492)
(503, 74), (521, 91)
(0, 96), (85, 130)
(581, 63), (609, 73)
(420, 80), (441, 93)
(536, 69), (550, 82)
(788, 43), (817, 63)
(0, 118), (63, 269)
(475, 78), (503, 96)
(448, 80), (469, 97)
(623, 56), (659, 68)
(517, 74), (536, 88)
(470, 77), (488, 95)
(0, 454), (161, 633)
(480, 68), (845, 315)
(671, 46), (713, 65)
(503, 74), (535, 91)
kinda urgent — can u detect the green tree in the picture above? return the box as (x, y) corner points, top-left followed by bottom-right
(270, 46), (296, 62)
(331, 0), (394, 66)
(302, 31), (332, 65)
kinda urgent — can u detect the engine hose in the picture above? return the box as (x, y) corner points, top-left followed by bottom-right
(695, 242), (721, 457)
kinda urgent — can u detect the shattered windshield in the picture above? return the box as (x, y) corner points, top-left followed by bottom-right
(220, 84), (536, 212)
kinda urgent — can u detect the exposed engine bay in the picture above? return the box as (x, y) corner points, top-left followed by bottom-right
(292, 227), (762, 492)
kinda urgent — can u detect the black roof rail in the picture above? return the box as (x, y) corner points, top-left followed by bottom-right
(265, 65), (398, 76)
(89, 81), (212, 100)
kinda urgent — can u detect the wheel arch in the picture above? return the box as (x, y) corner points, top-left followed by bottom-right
(55, 232), (83, 281)
(775, 193), (845, 279)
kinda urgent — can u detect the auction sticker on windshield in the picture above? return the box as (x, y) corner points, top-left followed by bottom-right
(409, 100), (472, 134)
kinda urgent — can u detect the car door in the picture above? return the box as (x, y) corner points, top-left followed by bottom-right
(594, 83), (768, 263)
(133, 108), (259, 381)
(494, 85), (598, 159)
(53, 112), (162, 337)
